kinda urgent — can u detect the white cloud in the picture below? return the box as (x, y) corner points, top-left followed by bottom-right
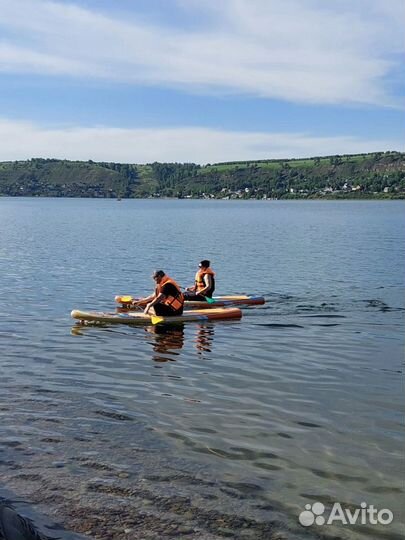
(0, 43), (91, 75)
(0, 118), (401, 164)
(0, 0), (403, 106)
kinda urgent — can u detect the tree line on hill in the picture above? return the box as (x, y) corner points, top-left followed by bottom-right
(0, 152), (404, 199)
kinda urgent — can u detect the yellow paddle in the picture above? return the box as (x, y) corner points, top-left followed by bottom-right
(151, 315), (164, 325)
(120, 295), (133, 303)
(117, 295), (146, 309)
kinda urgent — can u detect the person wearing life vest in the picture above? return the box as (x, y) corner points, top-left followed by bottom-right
(183, 260), (215, 301)
(132, 270), (184, 316)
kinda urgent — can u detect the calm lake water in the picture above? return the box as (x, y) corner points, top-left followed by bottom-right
(0, 198), (404, 540)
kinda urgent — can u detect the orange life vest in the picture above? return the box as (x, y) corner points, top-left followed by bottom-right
(195, 267), (215, 294)
(156, 276), (184, 311)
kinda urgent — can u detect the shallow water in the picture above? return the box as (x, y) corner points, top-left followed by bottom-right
(0, 198), (404, 539)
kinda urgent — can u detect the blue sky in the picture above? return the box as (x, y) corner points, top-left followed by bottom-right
(0, 0), (404, 163)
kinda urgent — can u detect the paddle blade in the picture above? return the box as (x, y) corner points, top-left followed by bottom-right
(120, 295), (133, 303)
(151, 315), (164, 325)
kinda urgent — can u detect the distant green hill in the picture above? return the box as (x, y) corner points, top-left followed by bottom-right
(1, 152), (404, 199)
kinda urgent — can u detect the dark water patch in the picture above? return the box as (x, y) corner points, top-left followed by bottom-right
(33, 418), (62, 424)
(309, 469), (367, 482)
(265, 293), (298, 303)
(300, 492), (365, 510)
(247, 304), (273, 311)
(51, 461), (67, 468)
(359, 299), (405, 313)
(255, 323), (304, 328)
(296, 302), (338, 313)
(254, 462), (282, 472)
(194, 427), (217, 434)
(12, 473), (43, 481)
(93, 410), (133, 421)
(302, 314), (346, 318)
(0, 460), (17, 467)
(313, 323), (340, 327)
(228, 447), (279, 461)
(295, 421), (322, 428)
(17, 399), (61, 408)
(365, 485), (404, 494)
(364, 299), (391, 310)
(152, 373), (182, 380)
(77, 460), (116, 472)
(1, 441), (23, 448)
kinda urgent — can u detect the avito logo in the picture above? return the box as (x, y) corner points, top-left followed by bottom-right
(299, 502), (393, 527)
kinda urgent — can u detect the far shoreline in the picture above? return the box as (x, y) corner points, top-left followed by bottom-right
(1, 194), (404, 201)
